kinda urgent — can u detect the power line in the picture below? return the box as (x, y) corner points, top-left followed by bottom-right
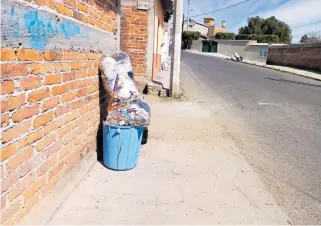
(190, 0), (251, 18)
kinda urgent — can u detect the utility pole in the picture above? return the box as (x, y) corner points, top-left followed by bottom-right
(170, 0), (183, 97)
(187, 0), (190, 31)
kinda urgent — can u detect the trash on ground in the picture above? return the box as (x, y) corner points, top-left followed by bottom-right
(227, 52), (243, 62)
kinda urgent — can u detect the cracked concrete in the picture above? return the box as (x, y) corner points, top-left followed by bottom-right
(43, 95), (288, 224)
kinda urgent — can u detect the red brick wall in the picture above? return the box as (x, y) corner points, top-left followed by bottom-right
(120, 6), (148, 76)
(267, 44), (321, 72)
(21, 0), (117, 32)
(0, 48), (105, 224)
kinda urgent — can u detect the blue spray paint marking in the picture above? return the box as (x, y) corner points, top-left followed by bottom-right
(23, 10), (81, 50)
(24, 10), (56, 50)
(10, 7), (20, 37)
(60, 21), (81, 39)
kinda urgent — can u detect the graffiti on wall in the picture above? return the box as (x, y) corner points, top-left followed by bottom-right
(2, 3), (86, 50)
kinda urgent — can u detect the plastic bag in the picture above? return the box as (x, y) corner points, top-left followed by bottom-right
(100, 52), (142, 103)
(100, 51), (151, 127)
(106, 100), (151, 127)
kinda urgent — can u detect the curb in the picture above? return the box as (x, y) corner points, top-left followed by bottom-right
(241, 61), (321, 82)
(185, 51), (321, 82)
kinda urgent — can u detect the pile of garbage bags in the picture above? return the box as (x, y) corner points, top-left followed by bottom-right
(228, 52), (243, 62)
(100, 51), (151, 127)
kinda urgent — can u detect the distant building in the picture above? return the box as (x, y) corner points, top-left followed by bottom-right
(183, 17), (227, 37)
(206, 18), (227, 38)
(183, 18), (208, 37)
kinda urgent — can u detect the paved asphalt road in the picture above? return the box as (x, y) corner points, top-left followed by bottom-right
(180, 51), (321, 224)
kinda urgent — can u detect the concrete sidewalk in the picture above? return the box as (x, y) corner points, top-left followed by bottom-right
(33, 95), (288, 224)
(186, 50), (321, 81)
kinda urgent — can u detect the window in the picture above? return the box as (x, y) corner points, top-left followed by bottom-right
(259, 49), (268, 58)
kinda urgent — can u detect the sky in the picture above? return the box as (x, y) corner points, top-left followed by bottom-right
(183, 0), (321, 43)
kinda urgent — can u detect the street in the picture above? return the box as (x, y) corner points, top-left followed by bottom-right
(181, 51), (321, 224)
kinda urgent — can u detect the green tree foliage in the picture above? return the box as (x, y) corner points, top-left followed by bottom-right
(215, 32), (236, 40)
(239, 16), (292, 43)
(235, 34), (279, 43)
(182, 31), (201, 49)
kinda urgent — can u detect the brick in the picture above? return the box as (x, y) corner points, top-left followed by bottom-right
(89, 7), (101, 19)
(44, 118), (65, 135)
(1, 121), (31, 144)
(44, 74), (61, 85)
(64, 111), (78, 123)
(33, 112), (54, 128)
(73, 11), (86, 22)
(69, 81), (84, 90)
(19, 77), (41, 90)
(48, 160), (64, 180)
(54, 63), (70, 73)
(1, 195), (6, 209)
(30, 63), (53, 74)
(62, 71), (76, 81)
(0, 81), (15, 94)
(12, 105), (39, 122)
(70, 99), (83, 110)
(20, 153), (46, 177)
(64, 0), (76, 7)
(87, 85), (98, 94)
(88, 68), (98, 76)
(71, 62), (82, 70)
(42, 97), (59, 112)
(1, 48), (16, 61)
(1, 64), (29, 78)
(6, 148), (33, 174)
(37, 154), (57, 176)
(1, 171), (20, 193)
(52, 84), (68, 96)
(22, 193), (39, 215)
(0, 165), (4, 178)
(18, 129), (44, 150)
(34, 0), (54, 8)
(77, 88), (87, 97)
(1, 113), (10, 127)
(41, 172), (59, 196)
(54, 105), (70, 118)
(28, 88), (50, 103)
(62, 51), (76, 60)
(43, 51), (63, 61)
(58, 142), (71, 160)
(0, 143), (17, 162)
(45, 139), (63, 157)
(78, 2), (88, 13)
(23, 176), (46, 202)
(61, 91), (77, 103)
(75, 70), (87, 78)
(0, 200), (21, 224)
(54, 3), (73, 17)
(8, 172), (36, 201)
(35, 134), (57, 152)
(16, 49), (43, 61)
(57, 123), (73, 138)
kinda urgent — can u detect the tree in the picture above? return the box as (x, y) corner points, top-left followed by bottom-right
(300, 34), (321, 44)
(215, 32), (235, 40)
(182, 31), (201, 49)
(239, 16), (292, 43)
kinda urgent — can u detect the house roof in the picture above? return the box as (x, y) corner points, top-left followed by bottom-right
(184, 18), (208, 27)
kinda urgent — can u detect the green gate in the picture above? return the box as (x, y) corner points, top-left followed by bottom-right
(202, 41), (217, 53)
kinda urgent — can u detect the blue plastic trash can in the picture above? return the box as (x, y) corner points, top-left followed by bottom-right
(103, 124), (144, 170)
